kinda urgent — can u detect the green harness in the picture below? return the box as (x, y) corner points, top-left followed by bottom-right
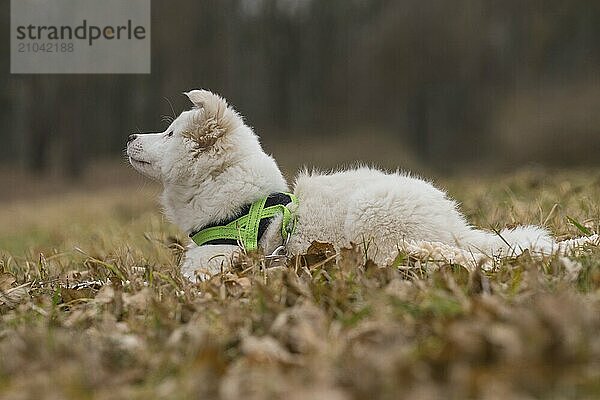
(190, 192), (298, 251)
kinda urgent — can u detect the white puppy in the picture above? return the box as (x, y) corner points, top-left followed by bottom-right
(127, 89), (553, 281)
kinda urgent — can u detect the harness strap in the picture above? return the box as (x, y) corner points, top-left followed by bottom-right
(190, 192), (297, 251)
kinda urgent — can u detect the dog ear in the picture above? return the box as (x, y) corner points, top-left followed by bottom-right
(183, 90), (242, 150)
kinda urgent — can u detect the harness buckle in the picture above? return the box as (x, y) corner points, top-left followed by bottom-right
(265, 226), (292, 262)
(267, 245), (286, 259)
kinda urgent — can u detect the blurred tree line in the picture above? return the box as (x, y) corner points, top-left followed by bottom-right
(1, 0), (599, 177)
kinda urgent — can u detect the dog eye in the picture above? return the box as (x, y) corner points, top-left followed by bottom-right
(167, 131), (174, 137)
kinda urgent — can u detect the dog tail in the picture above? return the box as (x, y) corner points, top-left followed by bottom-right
(463, 225), (555, 256)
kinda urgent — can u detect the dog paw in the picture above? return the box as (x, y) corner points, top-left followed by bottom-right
(181, 254), (232, 282)
(182, 268), (211, 283)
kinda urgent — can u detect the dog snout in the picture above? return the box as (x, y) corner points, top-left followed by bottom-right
(127, 134), (138, 144)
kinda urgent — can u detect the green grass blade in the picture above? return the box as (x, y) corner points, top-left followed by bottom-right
(567, 216), (592, 235)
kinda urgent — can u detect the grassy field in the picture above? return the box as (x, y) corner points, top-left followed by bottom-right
(1, 168), (599, 399)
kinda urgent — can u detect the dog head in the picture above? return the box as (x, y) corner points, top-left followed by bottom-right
(126, 89), (245, 184)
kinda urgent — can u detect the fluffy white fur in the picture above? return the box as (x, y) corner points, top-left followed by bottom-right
(127, 89), (578, 281)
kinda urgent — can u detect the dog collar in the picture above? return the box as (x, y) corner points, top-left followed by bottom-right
(189, 192), (298, 251)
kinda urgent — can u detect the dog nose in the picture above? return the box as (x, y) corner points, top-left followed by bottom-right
(127, 134), (138, 144)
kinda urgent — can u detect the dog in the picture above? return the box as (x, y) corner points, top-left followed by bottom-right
(127, 89), (554, 281)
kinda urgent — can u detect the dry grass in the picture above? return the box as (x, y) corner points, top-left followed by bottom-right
(1, 168), (599, 399)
